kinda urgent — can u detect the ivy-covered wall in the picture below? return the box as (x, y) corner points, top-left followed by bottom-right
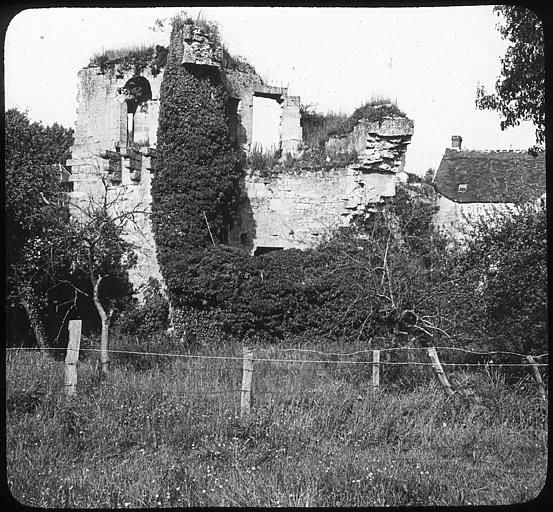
(151, 19), (243, 307)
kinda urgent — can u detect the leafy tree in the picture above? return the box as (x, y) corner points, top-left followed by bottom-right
(443, 202), (547, 355)
(476, 6), (545, 146)
(5, 109), (74, 348)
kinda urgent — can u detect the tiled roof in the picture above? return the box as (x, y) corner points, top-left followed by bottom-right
(433, 149), (546, 203)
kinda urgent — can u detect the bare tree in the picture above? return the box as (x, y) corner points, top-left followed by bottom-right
(61, 171), (142, 373)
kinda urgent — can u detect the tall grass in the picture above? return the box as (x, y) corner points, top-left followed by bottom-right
(246, 143), (280, 172)
(89, 44), (168, 76)
(301, 96), (407, 149)
(90, 44), (153, 64)
(6, 341), (547, 507)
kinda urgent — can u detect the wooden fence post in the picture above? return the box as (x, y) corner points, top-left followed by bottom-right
(427, 346), (454, 397)
(372, 350), (380, 388)
(241, 347), (253, 420)
(527, 355), (547, 400)
(65, 320), (82, 397)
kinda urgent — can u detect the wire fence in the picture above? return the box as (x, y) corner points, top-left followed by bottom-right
(7, 332), (549, 411)
(6, 345), (549, 367)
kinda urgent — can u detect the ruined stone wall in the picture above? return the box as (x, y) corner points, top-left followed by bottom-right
(280, 95), (302, 156)
(229, 116), (414, 253)
(68, 22), (412, 296)
(67, 65), (164, 298)
(229, 166), (402, 251)
(176, 23), (302, 156)
(327, 117), (414, 174)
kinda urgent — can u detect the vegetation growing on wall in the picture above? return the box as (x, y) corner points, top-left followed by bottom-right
(221, 46), (257, 74)
(300, 97), (407, 148)
(246, 145), (358, 178)
(300, 105), (349, 148)
(151, 18), (243, 309)
(90, 44), (168, 76)
(327, 98), (407, 138)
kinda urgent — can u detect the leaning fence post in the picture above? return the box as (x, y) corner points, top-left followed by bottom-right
(526, 355), (547, 400)
(241, 347), (253, 420)
(427, 346), (454, 397)
(64, 320), (82, 397)
(372, 350), (380, 388)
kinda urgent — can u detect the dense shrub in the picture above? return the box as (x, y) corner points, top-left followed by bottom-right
(300, 105), (351, 149)
(300, 99), (407, 147)
(442, 202), (547, 355)
(117, 278), (170, 337)
(159, 185), (448, 344)
(164, 245), (254, 310)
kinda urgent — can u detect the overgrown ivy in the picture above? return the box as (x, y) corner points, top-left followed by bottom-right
(151, 20), (243, 309)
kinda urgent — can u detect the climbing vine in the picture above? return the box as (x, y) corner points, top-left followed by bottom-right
(151, 20), (243, 307)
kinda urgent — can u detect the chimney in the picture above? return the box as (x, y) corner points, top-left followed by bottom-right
(451, 135), (462, 150)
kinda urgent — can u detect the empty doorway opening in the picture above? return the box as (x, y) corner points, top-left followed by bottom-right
(254, 246), (283, 257)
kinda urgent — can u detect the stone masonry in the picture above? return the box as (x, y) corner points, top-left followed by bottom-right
(67, 64), (164, 298)
(229, 116), (414, 252)
(67, 21), (414, 296)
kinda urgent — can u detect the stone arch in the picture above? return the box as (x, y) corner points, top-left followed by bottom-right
(122, 76), (152, 113)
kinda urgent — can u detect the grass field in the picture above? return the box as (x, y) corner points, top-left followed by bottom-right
(6, 341), (548, 507)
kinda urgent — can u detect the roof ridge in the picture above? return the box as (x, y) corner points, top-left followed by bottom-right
(446, 148), (533, 154)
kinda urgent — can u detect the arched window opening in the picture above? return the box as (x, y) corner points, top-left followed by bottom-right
(121, 76), (152, 146)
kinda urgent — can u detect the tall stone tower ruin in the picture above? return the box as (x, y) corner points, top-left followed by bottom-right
(66, 21), (303, 296)
(65, 19), (413, 296)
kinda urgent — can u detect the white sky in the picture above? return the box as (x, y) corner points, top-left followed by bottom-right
(4, 6), (539, 174)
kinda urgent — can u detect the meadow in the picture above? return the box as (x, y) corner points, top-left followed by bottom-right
(6, 338), (548, 507)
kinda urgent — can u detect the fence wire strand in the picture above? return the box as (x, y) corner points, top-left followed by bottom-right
(6, 346), (548, 368)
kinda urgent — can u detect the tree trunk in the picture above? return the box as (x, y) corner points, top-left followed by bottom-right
(18, 283), (47, 351)
(92, 275), (110, 373)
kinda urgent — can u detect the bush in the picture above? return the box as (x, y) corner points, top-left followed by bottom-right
(117, 278), (170, 337)
(163, 245), (254, 311)
(443, 202), (547, 355)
